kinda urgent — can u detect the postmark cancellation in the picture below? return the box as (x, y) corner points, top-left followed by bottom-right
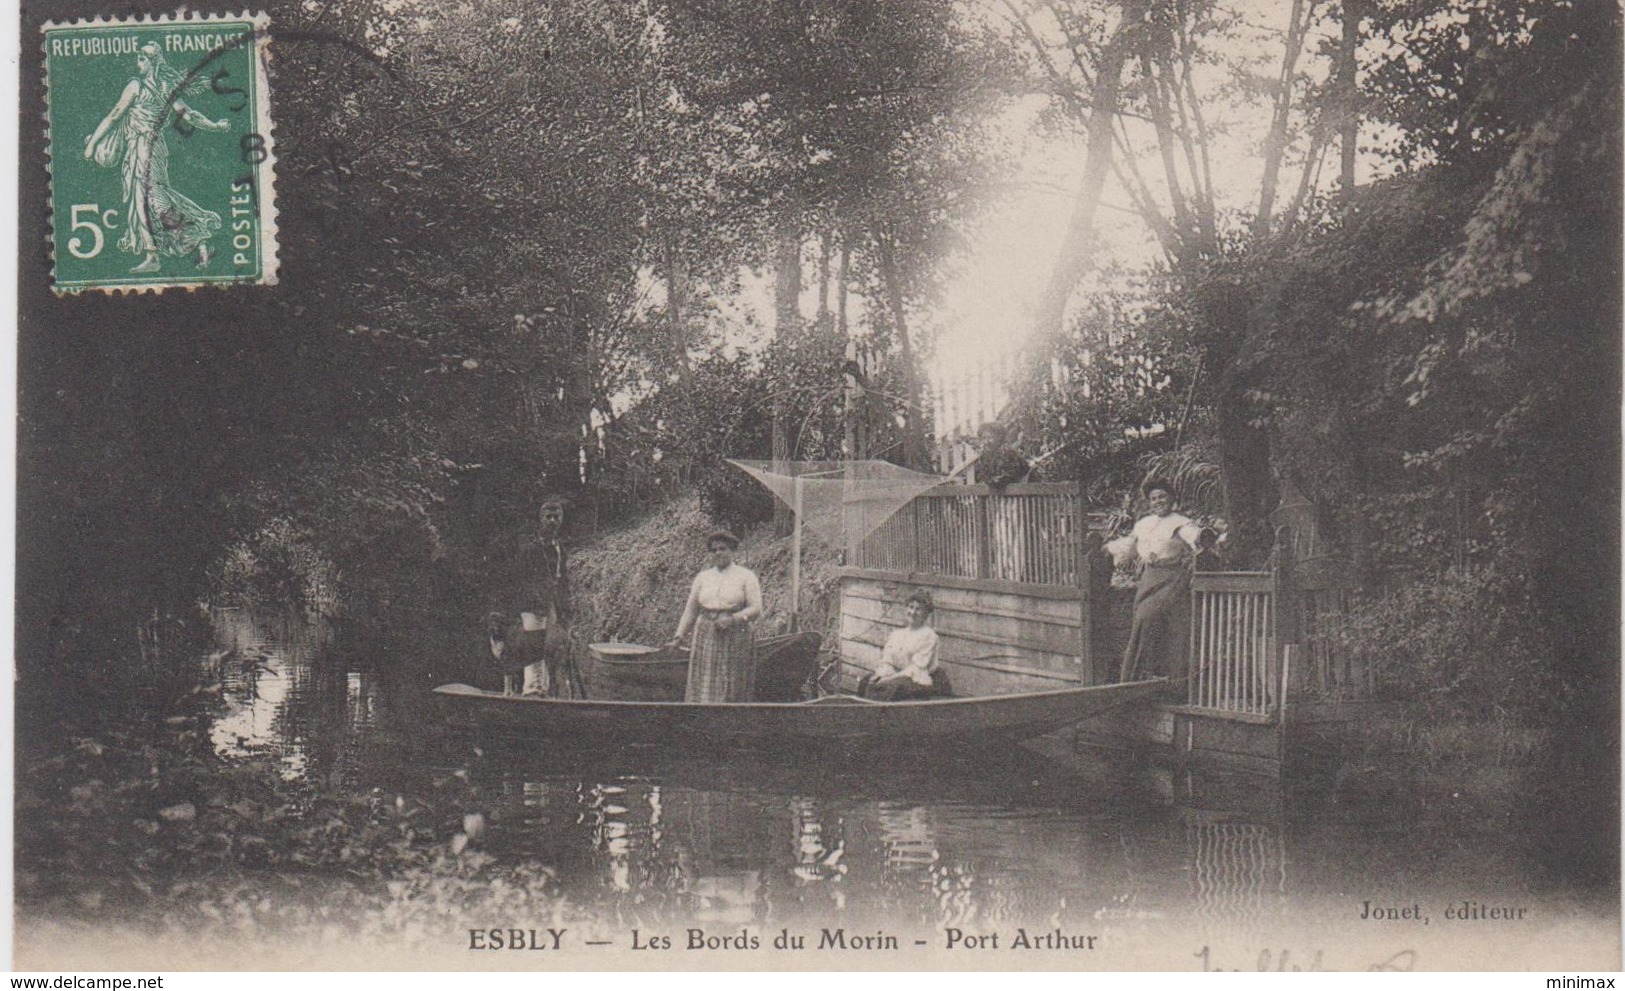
(43, 10), (278, 292)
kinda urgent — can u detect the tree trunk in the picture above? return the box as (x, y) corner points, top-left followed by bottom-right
(1199, 282), (1275, 566)
(838, 235), (859, 459)
(1339, 0), (1361, 200)
(1215, 376), (1274, 566)
(876, 232), (928, 471)
(569, 309), (597, 493)
(836, 236), (850, 337)
(1253, 0), (1308, 240)
(772, 222), (801, 533)
(1033, 6), (1138, 343)
(817, 228), (832, 330)
(665, 239), (692, 385)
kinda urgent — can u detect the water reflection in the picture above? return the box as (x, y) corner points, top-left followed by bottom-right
(1187, 812), (1288, 945)
(195, 607), (1601, 952)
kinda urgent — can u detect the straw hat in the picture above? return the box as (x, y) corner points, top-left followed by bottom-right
(705, 529), (741, 550)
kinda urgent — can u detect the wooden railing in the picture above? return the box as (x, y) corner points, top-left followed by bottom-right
(851, 483), (1084, 588)
(1186, 526), (1373, 717)
(1189, 572), (1279, 716)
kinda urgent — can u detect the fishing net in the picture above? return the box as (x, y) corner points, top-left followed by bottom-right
(725, 459), (948, 552)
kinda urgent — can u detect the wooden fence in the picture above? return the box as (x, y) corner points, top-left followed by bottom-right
(840, 481), (1118, 693)
(1270, 487), (1372, 701)
(852, 483), (1086, 587)
(1186, 529), (1371, 718)
(836, 574), (1094, 696)
(1293, 577), (1373, 700)
(1189, 572), (1280, 717)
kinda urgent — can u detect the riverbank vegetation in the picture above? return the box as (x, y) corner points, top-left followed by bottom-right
(18, 0), (1619, 936)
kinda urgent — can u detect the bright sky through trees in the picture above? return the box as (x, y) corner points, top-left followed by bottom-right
(932, 0), (1395, 381)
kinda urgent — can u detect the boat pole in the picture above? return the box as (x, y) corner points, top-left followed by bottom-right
(790, 474), (803, 633)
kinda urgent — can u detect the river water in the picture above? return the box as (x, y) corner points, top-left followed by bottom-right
(183, 607), (1619, 970)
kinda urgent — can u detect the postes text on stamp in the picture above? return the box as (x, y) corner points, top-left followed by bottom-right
(43, 11), (277, 292)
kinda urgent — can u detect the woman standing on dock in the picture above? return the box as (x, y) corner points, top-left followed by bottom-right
(668, 530), (763, 703)
(1109, 479), (1207, 682)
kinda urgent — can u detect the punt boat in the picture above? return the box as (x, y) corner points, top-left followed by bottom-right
(430, 677), (1169, 749)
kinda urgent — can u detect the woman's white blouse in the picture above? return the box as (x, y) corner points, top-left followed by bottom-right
(876, 624), (940, 686)
(1106, 512), (1203, 567)
(674, 563), (763, 639)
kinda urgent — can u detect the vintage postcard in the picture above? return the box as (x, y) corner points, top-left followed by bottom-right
(13, 0), (1621, 976)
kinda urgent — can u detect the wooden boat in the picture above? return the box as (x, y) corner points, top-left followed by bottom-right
(431, 677), (1170, 748)
(585, 630), (822, 702)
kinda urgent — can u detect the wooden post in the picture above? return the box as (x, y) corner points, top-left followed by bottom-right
(1188, 578), (1200, 707)
(790, 475), (804, 632)
(1273, 527), (1300, 641)
(975, 493), (992, 581)
(843, 337), (857, 460)
(908, 498), (921, 574)
(1278, 643), (1293, 741)
(1271, 527), (1299, 714)
(1076, 504), (1098, 684)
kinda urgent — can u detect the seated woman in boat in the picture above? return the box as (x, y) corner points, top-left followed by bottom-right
(858, 590), (948, 701)
(1106, 479), (1208, 682)
(667, 529), (763, 703)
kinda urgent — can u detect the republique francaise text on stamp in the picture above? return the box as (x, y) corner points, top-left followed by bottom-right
(43, 11), (277, 292)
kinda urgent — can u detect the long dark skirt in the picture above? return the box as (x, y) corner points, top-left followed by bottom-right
(1120, 563), (1191, 682)
(686, 616), (755, 703)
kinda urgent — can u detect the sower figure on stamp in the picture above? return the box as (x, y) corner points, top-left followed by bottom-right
(83, 43), (229, 273)
(488, 498), (585, 698)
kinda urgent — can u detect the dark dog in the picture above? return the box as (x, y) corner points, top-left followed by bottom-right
(486, 611), (532, 695)
(485, 611), (583, 698)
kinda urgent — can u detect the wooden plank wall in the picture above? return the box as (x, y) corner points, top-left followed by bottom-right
(837, 571), (1088, 696)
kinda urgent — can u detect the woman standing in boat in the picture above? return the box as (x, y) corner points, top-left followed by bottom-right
(667, 530), (763, 703)
(1108, 479), (1207, 682)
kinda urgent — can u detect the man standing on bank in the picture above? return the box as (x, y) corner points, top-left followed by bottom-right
(668, 530), (763, 703)
(1108, 479), (1207, 682)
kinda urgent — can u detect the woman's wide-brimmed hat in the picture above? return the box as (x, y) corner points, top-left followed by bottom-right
(705, 529), (741, 549)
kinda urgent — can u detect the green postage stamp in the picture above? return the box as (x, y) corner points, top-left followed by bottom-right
(43, 11), (277, 292)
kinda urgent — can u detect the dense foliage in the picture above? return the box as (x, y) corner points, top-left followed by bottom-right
(989, 0), (1618, 725)
(19, 0), (1000, 672)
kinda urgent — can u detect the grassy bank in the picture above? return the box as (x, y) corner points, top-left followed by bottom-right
(569, 493), (841, 649)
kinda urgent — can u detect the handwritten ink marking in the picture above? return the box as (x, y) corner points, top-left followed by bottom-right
(1369, 950), (1419, 971)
